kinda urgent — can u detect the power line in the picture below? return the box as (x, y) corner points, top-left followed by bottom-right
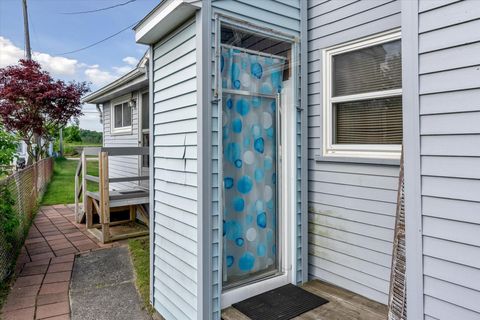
(60, 0), (136, 15)
(56, 21), (138, 55)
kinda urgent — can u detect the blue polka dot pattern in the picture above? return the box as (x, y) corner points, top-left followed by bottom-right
(224, 177), (234, 189)
(257, 212), (267, 228)
(225, 220), (242, 241)
(232, 118), (242, 133)
(257, 244), (266, 257)
(226, 98), (233, 109)
(235, 238), (244, 247)
(233, 197), (244, 212)
(239, 252), (255, 271)
(231, 63), (240, 86)
(237, 176), (253, 194)
(225, 143), (240, 165)
(221, 46), (285, 282)
(254, 137), (264, 153)
(236, 99), (250, 116)
(271, 70), (283, 92)
(234, 159), (242, 168)
(226, 255), (234, 267)
(251, 62), (263, 79)
(251, 96), (261, 108)
(266, 127), (274, 138)
(254, 168), (264, 182)
(264, 157), (273, 170)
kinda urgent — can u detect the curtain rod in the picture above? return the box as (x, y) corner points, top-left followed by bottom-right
(221, 43), (288, 61)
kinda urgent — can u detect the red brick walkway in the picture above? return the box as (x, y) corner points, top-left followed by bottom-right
(1, 205), (120, 320)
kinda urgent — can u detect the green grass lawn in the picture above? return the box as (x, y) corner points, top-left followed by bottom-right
(42, 158), (99, 205)
(129, 237), (154, 314)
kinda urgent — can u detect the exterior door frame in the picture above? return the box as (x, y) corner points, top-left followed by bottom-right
(216, 15), (300, 308)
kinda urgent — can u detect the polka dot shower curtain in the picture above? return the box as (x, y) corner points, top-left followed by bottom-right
(221, 46), (286, 286)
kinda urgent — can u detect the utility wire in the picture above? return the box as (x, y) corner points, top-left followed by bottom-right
(60, 0), (136, 15)
(56, 21), (139, 55)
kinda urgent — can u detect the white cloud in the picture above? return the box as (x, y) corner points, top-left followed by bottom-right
(0, 36), (141, 131)
(33, 52), (78, 76)
(0, 36), (24, 67)
(122, 56), (138, 66)
(84, 66), (117, 87)
(113, 65), (133, 75)
(0, 36), (78, 77)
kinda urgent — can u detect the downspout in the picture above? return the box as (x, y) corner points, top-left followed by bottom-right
(96, 104), (103, 124)
(300, 0), (309, 284)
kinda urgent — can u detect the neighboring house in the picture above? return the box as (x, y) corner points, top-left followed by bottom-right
(83, 53), (150, 190)
(129, 1), (480, 319)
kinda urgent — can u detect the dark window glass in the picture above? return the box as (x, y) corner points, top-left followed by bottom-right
(332, 40), (401, 97)
(334, 96), (403, 144)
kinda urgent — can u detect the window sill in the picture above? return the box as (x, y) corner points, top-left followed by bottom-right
(111, 127), (133, 136)
(314, 153), (400, 166)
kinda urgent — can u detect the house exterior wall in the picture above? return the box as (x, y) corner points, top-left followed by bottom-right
(403, 1), (480, 319)
(209, 1), (302, 318)
(150, 18), (199, 320)
(306, 0), (401, 304)
(102, 98), (141, 189)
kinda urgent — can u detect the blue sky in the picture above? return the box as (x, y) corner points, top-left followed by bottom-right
(0, 0), (159, 131)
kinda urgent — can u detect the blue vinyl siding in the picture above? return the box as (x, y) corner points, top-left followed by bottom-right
(408, 1), (480, 318)
(306, 0), (401, 304)
(151, 19), (198, 320)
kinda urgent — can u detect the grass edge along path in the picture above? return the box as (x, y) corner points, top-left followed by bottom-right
(129, 237), (154, 315)
(42, 157), (98, 205)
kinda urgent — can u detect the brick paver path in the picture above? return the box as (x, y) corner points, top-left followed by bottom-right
(1, 204), (121, 320)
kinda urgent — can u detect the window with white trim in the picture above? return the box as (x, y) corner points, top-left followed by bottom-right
(323, 31), (402, 159)
(111, 101), (132, 133)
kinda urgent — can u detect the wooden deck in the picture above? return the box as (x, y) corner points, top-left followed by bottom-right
(221, 280), (388, 320)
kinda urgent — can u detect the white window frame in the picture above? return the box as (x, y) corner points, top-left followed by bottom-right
(111, 96), (133, 134)
(322, 29), (402, 159)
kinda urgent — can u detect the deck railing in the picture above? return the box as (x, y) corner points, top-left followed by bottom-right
(74, 147), (149, 243)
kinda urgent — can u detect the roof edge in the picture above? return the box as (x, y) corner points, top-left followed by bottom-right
(82, 67), (146, 104)
(134, 0), (199, 45)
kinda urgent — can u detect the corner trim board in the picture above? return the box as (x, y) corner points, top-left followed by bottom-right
(401, 0), (424, 318)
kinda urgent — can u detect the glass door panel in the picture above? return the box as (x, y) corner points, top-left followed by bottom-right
(221, 45), (286, 287)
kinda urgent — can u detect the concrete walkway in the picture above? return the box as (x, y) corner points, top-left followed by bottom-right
(1, 205), (120, 320)
(70, 247), (151, 320)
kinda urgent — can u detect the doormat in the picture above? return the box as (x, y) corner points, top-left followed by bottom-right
(232, 284), (328, 320)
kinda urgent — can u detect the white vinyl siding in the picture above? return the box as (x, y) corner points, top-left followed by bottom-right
(307, 0), (400, 304)
(415, 1), (480, 318)
(151, 19), (198, 320)
(102, 100), (140, 190)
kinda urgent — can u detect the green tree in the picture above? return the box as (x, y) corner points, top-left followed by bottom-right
(0, 126), (18, 175)
(64, 125), (82, 143)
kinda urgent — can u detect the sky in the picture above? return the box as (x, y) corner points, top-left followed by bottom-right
(0, 0), (159, 131)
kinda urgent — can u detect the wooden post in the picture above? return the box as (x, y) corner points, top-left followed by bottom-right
(81, 151), (87, 219)
(74, 170), (79, 218)
(86, 197), (93, 229)
(130, 205), (136, 223)
(99, 151), (110, 243)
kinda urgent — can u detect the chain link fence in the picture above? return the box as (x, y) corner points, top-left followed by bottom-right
(0, 158), (54, 282)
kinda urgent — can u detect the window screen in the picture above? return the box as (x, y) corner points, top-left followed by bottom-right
(328, 37), (402, 148)
(142, 92), (149, 130)
(113, 102), (132, 129)
(114, 104), (123, 128)
(122, 103), (132, 127)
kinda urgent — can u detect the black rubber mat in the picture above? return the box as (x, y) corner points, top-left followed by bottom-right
(232, 284), (328, 320)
